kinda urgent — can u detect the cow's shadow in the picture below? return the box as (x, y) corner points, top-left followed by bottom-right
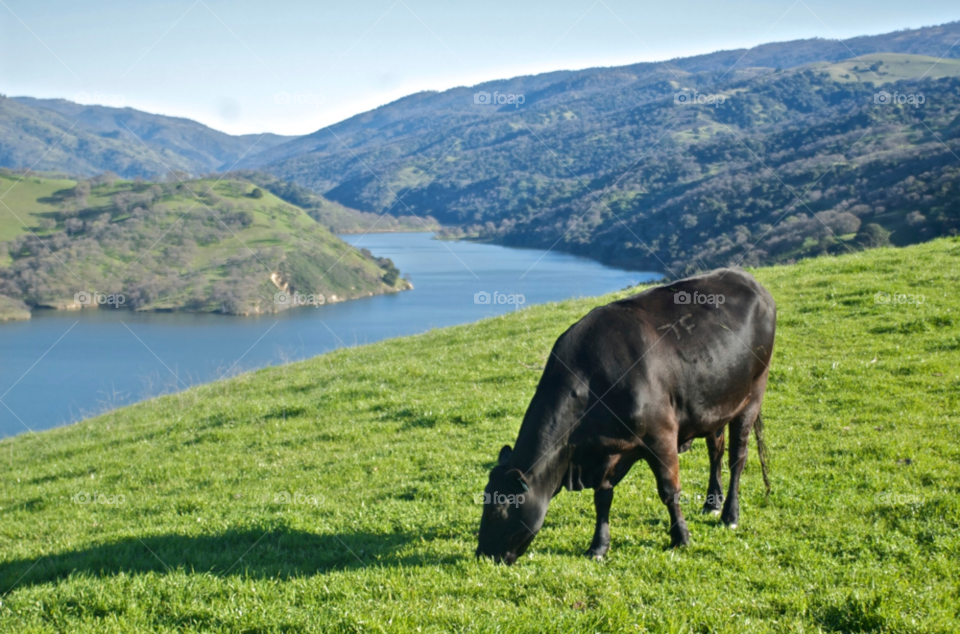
(0, 527), (440, 590)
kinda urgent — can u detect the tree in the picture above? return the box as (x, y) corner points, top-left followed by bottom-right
(855, 223), (891, 248)
(165, 170), (189, 183)
(91, 171), (118, 187)
(71, 181), (91, 202)
(250, 188), (264, 199)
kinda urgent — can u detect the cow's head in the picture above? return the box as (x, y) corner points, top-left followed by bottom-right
(476, 445), (545, 565)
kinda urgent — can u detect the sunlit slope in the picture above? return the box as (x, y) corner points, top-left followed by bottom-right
(0, 173), (76, 243)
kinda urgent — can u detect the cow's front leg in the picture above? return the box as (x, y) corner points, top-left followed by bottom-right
(585, 485), (613, 559)
(647, 443), (689, 548)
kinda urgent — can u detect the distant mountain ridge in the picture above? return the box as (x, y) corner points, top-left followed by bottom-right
(236, 20), (960, 172)
(0, 96), (295, 178)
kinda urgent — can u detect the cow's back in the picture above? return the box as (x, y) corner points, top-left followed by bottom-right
(551, 268), (775, 436)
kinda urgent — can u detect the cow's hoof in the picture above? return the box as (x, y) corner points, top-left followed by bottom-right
(726, 523), (738, 530)
(702, 506), (721, 516)
(584, 548), (606, 560)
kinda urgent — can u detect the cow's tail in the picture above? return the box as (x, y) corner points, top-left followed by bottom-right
(754, 412), (771, 498)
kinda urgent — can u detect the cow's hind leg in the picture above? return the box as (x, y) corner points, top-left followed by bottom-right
(702, 429), (725, 515)
(720, 401), (764, 528)
(645, 441), (689, 548)
(585, 484), (613, 559)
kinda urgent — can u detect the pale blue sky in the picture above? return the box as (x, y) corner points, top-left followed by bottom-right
(2, 0), (958, 135)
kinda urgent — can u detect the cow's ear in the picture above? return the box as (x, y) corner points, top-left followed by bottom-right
(498, 445), (512, 465)
(506, 468), (530, 492)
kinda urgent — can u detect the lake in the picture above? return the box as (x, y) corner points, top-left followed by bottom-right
(0, 233), (658, 437)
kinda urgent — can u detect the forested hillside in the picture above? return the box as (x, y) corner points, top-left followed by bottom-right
(447, 57), (960, 274)
(236, 21), (960, 274)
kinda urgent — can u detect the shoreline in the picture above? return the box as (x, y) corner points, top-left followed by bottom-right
(0, 279), (413, 321)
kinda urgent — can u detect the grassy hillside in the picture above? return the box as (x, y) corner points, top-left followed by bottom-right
(0, 172), (75, 242)
(1, 238), (957, 632)
(0, 172), (409, 316)
(813, 53), (960, 84)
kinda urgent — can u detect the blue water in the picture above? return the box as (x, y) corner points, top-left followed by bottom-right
(0, 233), (658, 437)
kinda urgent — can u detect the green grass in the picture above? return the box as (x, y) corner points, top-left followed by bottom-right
(1, 239), (958, 632)
(0, 174), (76, 245)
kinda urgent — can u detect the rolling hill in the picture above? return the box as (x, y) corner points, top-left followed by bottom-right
(0, 171), (410, 318)
(1, 237), (957, 631)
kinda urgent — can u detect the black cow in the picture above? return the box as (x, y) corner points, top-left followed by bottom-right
(477, 268), (775, 564)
